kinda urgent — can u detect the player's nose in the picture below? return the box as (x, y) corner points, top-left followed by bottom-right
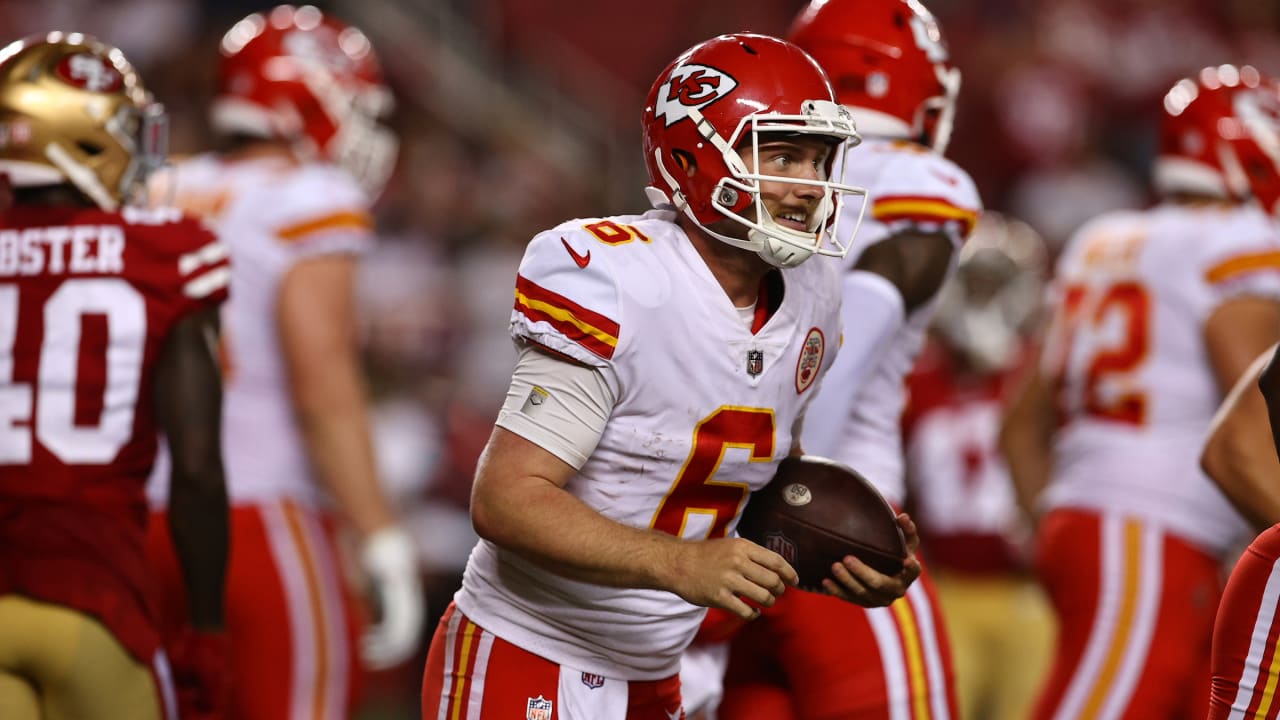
(792, 177), (822, 204)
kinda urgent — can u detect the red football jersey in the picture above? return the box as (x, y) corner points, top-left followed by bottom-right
(902, 338), (1033, 575)
(0, 203), (228, 661)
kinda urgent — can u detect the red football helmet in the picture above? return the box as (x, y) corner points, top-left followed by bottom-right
(1229, 75), (1280, 219)
(788, 0), (959, 154)
(213, 5), (396, 197)
(642, 33), (866, 268)
(1154, 65), (1269, 200)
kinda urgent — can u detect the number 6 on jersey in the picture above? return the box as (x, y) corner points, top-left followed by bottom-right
(650, 407), (776, 539)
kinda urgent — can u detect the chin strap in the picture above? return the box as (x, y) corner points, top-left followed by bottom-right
(45, 142), (117, 210)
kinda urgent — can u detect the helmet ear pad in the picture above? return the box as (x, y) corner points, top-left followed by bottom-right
(671, 148), (697, 177)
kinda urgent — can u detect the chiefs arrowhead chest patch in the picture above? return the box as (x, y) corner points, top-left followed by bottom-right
(795, 327), (824, 394)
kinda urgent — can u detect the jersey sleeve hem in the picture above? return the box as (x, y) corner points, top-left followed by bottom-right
(495, 411), (592, 469)
(512, 273), (619, 367)
(871, 195), (980, 245)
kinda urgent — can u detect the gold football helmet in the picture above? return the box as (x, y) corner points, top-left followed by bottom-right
(0, 32), (166, 210)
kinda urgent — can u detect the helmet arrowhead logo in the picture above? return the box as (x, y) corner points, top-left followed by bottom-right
(654, 64), (737, 127)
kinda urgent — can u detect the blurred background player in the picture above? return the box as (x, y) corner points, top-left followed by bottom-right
(1000, 64), (1280, 719)
(0, 33), (229, 720)
(901, 211), (1055, 720)
(144, 6), (424, 719)
(422, 32), (922, 720)
(708, 2), (980, 717)
(1196, 72), (1280, 720)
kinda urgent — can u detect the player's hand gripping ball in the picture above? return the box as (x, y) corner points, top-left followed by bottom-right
(738, 455), (908, 590)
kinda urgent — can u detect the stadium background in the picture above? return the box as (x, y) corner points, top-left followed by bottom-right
(2, 0), (1276, 717)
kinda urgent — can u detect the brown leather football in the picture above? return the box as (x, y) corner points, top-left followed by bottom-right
(737, 455), (907, 590)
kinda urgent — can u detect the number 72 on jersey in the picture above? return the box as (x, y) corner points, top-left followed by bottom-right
(1046, 280), (1151, 427)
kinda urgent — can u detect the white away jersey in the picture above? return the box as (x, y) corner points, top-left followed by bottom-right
(455, 210), (843, 679)
(1041, 202), (1280, 553)
(149, 154), (375, 507)
(803, 139), (982, 505)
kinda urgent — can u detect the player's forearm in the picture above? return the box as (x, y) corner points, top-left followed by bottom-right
(1203, 430), (1280, 531)
(168, 466), (229, 631)
(471, 473), (685, 592)
(293, 375), (397, 538)
(1203, 357), (1280, 530)
(999, 375), (1054, 520)
(1003, 436), (1051, 522)
(279, 256), (397, 538)
(155, 310), (229, 631)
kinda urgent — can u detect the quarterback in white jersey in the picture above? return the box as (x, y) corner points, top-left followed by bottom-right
(421, 33), (922, 720)
(146, 8), (422, 720)
(1002, 66), (1280, 720)
(460, 208), (843, 677)
(700, 4), (975, 720)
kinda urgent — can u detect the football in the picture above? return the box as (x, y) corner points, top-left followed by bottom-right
(737, 455), (908, 590)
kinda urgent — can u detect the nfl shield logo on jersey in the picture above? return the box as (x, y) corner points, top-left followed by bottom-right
(526, 696), (553, 720)
(581, 671), (605, 689)
(746, 349), (764, 377)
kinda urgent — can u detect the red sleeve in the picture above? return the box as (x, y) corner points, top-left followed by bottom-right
(126, 211), (230, 319)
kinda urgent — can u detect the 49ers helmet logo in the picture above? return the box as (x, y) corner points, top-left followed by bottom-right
(54, 53), (123, 92)
(654, 64), (738, 127)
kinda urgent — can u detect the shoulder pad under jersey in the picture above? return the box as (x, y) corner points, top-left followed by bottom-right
(511, 219), (630, 367)
(869, 151), (982, 242)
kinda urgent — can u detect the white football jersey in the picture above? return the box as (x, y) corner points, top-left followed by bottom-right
(804, 139), (982, 505)
(1041, 202), (1280, 553)
(149, 154), (374, 507)
(455, 210), (842, 679)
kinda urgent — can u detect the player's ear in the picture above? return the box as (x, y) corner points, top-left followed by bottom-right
(672, 149), (697, 179)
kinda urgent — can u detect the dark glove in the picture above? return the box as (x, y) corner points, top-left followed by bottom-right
(167, 628), (230, 720)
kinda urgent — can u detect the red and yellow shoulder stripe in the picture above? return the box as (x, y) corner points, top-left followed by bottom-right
(277, 210), (373, 243)
(1205, 250), (1280, 285)
(514, 274), (620, 360)
(873, 195), (979, 236)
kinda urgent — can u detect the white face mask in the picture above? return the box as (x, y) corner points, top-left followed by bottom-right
(653, 100), (871, 268)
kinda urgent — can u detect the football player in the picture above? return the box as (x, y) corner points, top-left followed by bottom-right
(1195, 72), (1280, 720)
(143, 6), (423, 719)
(419, 33), (922, 720)
(902, 213), (1055, 720)
(1000, 65), (1280, 719)
(708, 2), (980, 718)
(0, 34), (229, 720)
